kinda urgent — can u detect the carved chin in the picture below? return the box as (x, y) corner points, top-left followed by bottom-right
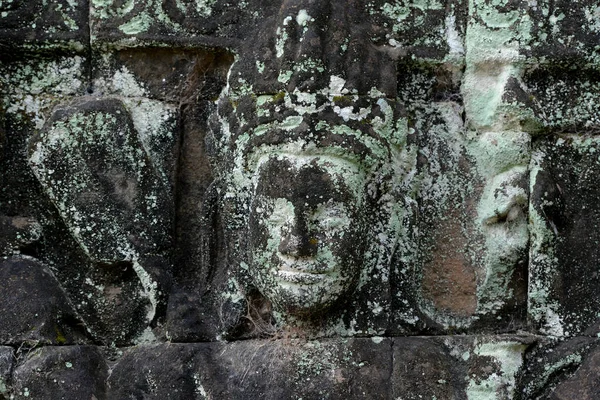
(260, 274), (353, 315)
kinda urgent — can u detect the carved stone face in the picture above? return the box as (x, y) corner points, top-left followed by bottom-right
(477, 166), (529, 310)
(247, 154), (369, 315)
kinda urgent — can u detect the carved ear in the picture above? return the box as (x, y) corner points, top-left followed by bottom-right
(199, 178), (223, 285)
(199, 178), (256, 339)
(206, 97), (237, 158)
(204, 103), (222, 160)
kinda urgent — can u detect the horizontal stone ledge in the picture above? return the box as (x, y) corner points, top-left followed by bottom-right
(7, 335), (586, 399)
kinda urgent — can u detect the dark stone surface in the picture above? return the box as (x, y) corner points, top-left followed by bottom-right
(204, 338), (393, 400)
(109, 338), (394, 399)
(164, 287), (231, 342)
(549, 345), (600, 400)
(0, 216), (41, 256)
(517, 337), (599, 399)
(392, 337), (464, 399)
(164, 51), (233, 342)
(530, 136), (600, 336)
(0, 256), (88, 345)
(92, 48), (233, 103)
(87, 336), (534, 399)
(0, 0), (89, 55)
(0, 347), (14, 399)
(107, 343), (201, 399)
(11, 346), (108, 400)
(229, 1), (398, 97)
(394, 336), (535, 400)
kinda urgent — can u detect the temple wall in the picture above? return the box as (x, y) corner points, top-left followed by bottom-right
(1, 1), (600, 398)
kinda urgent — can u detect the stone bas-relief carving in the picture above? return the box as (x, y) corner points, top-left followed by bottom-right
(2, 0), (600, 398)
(418, 129), (531, 330)
(206, 90), (413, 335)
(21, 95), (177, 346)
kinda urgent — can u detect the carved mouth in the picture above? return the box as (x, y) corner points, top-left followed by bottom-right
(275, 270), (328, 284)
(275, 258), (337, 284)
(277, 256), (334, 273)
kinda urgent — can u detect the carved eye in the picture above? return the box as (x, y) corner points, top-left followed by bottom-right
(312, 205), (349, 230)
(255, 198), (295, 227)
(484, 203), (525, 225)
(269, 209), (293, 226)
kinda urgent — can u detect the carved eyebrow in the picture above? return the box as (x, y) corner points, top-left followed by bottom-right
(483, 202), (525, 225)
(250, 150), (364, 174)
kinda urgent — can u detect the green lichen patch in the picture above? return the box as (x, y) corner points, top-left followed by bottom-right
(521, 66), (600, 132)
(89, 0), (254, 48)
(525, 0), (600, 66)
(1, 56), (87, 129)
(466, 340), (528, 400)
(367, 0), (464, 63)
(27, 98), (177, 342)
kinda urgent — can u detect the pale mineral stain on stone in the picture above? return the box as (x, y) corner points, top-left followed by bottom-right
(466, 341), (527, 400)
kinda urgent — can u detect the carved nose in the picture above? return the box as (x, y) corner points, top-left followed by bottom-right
(278, 220), (318, 258)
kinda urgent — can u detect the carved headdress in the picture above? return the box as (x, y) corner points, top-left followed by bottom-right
(227, 0), (398, 98)
(207, 0), (406, 178)
(203, 0), (416, 335)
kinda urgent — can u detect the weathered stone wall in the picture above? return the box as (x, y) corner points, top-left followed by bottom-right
(1, 1), (600, 399)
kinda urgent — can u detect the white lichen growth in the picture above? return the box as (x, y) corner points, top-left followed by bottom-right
(466, 340), (527, 400)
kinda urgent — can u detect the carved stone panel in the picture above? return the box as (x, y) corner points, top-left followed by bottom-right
(2, 0), (600, 398)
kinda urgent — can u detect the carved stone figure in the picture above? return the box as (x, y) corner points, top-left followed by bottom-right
(472, 131), (530, 318)
(27, 97), (178, 345)
(192, 0), (424, 334)
(207, 94), (414, 332)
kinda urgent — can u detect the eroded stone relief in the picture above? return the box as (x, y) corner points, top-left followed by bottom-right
(205, 84), (414, 336)
(1, 0), (600, 398)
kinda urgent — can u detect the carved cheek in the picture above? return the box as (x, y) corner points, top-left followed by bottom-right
(250, 198), (295, 258)
(315, 207), (363, 266)
(248, 211), (270, 251)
